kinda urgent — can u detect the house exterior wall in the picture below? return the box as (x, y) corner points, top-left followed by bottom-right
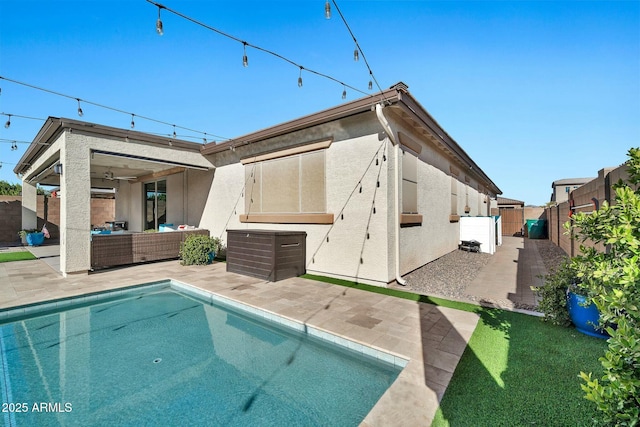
(116, 180), (131, 226)
(21, 181), (38, 231)
(201, 109), (497, 286)
(60, 132), (92, 274)
(200, 131), (392, 286)
(186, 168), (214, 227)
(166, 173), (185, 226)
(388, 110), (494, 276)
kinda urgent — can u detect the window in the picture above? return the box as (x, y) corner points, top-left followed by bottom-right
(242, 149), (332, 223)
(451, 177), (458, 215)
(402, 150), (418, 214)
(144, 180), (166, 230)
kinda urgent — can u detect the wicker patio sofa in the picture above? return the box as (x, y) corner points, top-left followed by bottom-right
(91, 229), (209, 269)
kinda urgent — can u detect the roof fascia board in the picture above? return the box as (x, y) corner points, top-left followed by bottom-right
(201, 88), (399, 155)
(395, 93), (502, 195)
(14, 117), (204, 175)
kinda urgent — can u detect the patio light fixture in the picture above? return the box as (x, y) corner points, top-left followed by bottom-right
(130, 114), (135, 129)
(76, 99), (83, 117)
(354, 48), (359, 62)
(242, 42), (248, 67)
(4, 114), (10, 129)
(325, 0), (331, 19)
(297, 67), (303, 88)
(342, 85), (347, 99)
(156, 5), (164, 35)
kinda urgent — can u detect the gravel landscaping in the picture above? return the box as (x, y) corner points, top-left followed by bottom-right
(397, 238), (569, 308)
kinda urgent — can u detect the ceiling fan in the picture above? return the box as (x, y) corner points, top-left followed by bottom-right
(103, 169), (137, 181)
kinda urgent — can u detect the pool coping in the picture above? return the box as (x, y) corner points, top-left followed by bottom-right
(0, 279), (410, 371)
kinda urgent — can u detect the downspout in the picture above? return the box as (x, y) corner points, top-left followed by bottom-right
(375, 103), (406, 286)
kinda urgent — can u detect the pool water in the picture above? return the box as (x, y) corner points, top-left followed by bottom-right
(1, 284), (402, 426)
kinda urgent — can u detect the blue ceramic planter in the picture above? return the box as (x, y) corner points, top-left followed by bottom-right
(26, 232), (45, 247)
(207, 252), (216, 264)
(567, 291), (609, 339)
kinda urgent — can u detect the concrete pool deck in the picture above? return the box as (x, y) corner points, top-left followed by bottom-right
(0, 254), (479, 426)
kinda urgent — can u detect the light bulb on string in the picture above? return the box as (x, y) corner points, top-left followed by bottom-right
(325, 0), (331, 19)
(368, 72), (373, 90)
(156, 6), (164, 35)
(4, 114), (10, 129)
(298, 67), (303, 87)
(354, 48), (359, 62)
(368, 80), (373, 91)
(203, 133), (207, 144)
(342, 85), (346, 100)
(130, 114), (135, 129)
(172, 125), (177, 139)
(242, 42), (248, 67)
(76, 99), (83, 117)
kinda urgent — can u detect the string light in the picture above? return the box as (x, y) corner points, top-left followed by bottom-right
(242, 42), (248, 67)
(144, 1), (369, 95)
(0, 76), (227, 144)
(172, 124), (176, 139)
(298, 67), (303, 87)
(156, 5), (164, 35)
(130, 114), (135, 129)
(76, 99), (83, 117)
(203, 132), (207, 144)
(353, 47), (359, 62)
(342, 85), (346, 99)
(4, 114), (10, 129)
(329, 0), (387, 101)
(325, 0), (331, 19)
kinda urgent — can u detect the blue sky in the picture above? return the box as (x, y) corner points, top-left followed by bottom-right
(1, 0), (638, 205)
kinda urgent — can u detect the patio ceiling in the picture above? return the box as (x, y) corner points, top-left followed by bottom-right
(32, 150), (208, 188)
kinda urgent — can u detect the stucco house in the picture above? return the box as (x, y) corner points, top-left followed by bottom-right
(550, 178), (595, 204)
(15, 82), (501, 285)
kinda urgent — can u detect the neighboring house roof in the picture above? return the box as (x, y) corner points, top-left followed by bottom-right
(201, 82), (502, 196)
(497, 196), (524, 206)
(551, 178), (595, 187)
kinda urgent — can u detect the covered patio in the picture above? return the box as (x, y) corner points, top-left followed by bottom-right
(13, 117), (214, 276)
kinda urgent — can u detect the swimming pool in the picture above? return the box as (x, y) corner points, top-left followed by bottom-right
(1, 281), (404, 426)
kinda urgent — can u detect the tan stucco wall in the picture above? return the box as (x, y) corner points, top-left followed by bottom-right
(200, 131), (392, 286)
(21, 181), (38, 231)
(60, 132), (91, 274)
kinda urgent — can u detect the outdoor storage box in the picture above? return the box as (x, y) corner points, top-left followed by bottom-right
(226, 229), (307, 282)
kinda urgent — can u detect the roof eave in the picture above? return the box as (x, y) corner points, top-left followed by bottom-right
(14, 117), (205, 176)
(201, 87), (400, 156)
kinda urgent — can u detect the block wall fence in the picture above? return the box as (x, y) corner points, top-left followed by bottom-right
(0, 196), (114, 244)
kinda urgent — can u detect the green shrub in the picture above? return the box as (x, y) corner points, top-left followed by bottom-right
(569, 147), (640, 426)
(532, 258), (574, 327)
(179, 235), (221, 266)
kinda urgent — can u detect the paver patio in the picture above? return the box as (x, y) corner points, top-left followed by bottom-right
(0, 248), (479, 426)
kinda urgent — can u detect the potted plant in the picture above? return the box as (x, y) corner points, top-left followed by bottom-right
(568, 147), (640, 425)
(179, 235), (221, 266)
(18, 229), (42, 246)
(534, 259), (609, 338)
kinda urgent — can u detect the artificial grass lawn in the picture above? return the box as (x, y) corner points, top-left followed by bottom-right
(302, 274), (608, 426)
(0, 251), (37, 263)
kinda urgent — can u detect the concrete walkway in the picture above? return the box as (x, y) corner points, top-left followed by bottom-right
(464, 236), (546, 310)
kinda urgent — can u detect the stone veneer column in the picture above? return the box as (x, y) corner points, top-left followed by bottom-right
(60, 132), (91, 275)
(21, 181), (38, 231)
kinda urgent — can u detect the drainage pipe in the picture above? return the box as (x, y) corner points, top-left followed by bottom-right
(375, 103), (406, 286)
